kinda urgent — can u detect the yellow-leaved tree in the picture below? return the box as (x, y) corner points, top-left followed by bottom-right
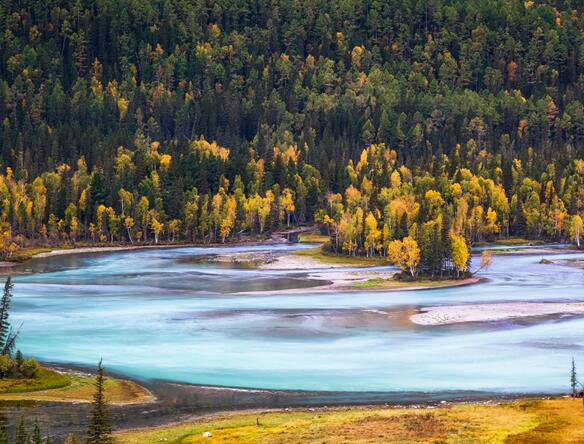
(280, 188), (295, 226)
(150, 215), (164, 244)
(450, 234), (469, 277)
(364, 212), (381, 257)
(401, 236), (421, 277)
(387, 236), (420, 278)
(220, 196), (237, 242)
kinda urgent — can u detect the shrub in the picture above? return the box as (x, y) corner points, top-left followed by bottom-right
(20, 359), (40, 378)
(15, 350), (23, 368)
(0, 355), (15, 378)
(0, 368), (70, 393)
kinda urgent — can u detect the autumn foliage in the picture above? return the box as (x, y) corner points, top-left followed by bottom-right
(0, 0), (584, 263)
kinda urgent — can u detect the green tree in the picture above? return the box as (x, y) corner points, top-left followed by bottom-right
(0, 278), (12, 346)
(571, 358), (578, 398)
(15, 349), (23, 368)
(15, 416), (27, 444)
(86, 360), (113, 444)
(0, 277), (17, 356)
(33, 418), (42, 444)
(0, 426), (7, 444)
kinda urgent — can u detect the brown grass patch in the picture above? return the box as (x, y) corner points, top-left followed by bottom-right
(331, 411), (447, 443)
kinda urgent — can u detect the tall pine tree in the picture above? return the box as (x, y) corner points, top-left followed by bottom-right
(0, 277), (18, 356)
(571, 358), (578, 398)
(33, 418), (42, 444)
(15, 416), (27, 444)
(86, 360), (113, 444)
(0, 277), (12, 349)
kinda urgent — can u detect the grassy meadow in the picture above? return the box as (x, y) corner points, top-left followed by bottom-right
(116, 397), (584, 444)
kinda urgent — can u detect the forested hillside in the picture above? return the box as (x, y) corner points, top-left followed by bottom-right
(1, 0), (584, 269)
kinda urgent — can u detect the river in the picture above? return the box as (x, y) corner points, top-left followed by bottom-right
(8, 243), (584, 395)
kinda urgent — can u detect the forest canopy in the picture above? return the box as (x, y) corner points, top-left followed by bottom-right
(1, 0), (584, 271)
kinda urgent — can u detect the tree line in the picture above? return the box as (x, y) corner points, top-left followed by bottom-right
(1, 0), (584, 272)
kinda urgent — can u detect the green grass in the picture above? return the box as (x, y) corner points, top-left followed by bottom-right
(473, 238), (547, 248)
(7, 243), (105, 262)
(297, 232), (330, 243)
(0, 368), (70, 393)
(115, 398), (584, 444)
(9, 247), (57, 262)
(293, 246), (388, 266)
(352, 277), (465, 289)
(493, 238), (545, 246)
(352, 277), (388, 287)
(0, 368), (152, 404)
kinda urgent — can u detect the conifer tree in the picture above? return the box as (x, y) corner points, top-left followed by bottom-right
(0, 278), (19, 357)
(15, 416), (27, 444)
(15, 350), (23, 368)
(571, 358), (578, 398)
(0, 426), (7, 444)
(86, 360), (113, 444)
(0, 277), (13, 350)
(33, 418), (42, 444)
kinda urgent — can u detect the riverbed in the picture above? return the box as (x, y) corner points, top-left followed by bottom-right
(5, 242), (584, 397)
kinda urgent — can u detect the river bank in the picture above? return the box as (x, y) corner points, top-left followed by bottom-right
(7, 241), (584, 439)
(0, 368), (554, 441)
(116, 396), (582, 443)
(411, 302), (584, 326)
(539, 257), (584, 269)
(173, 244), (482, 294)
(0, 233), (573, 268)
(0, 232), (302, 269)
(0, 365), (153, 405)
(240, 272), (482, 294)
(486, 246), (577, 256)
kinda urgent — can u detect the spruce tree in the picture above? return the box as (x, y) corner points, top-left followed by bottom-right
(15, 350), (23, 368)
(86, 360), (113, 444)
(0, 277), (13, 349)
(571, 358), (578, 398)
(0, 426), (7, 444)
(32, 418), (42, 444)
(15, 416), (27, 444)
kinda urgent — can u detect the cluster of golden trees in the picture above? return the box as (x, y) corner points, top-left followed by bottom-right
(4, 0), (584, 277)
(0, 136), (583, 272)
(385, 233), (471, 278)
(0, 137), (304, 258)
(317, 144), (584, 277)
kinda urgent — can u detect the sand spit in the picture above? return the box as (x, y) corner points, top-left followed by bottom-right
(411, 302), (584, 326)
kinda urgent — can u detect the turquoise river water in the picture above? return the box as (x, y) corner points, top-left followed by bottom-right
(8, 243), (584, 394)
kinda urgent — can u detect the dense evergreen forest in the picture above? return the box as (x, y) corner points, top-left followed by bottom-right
(2, 0), (584, 275)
